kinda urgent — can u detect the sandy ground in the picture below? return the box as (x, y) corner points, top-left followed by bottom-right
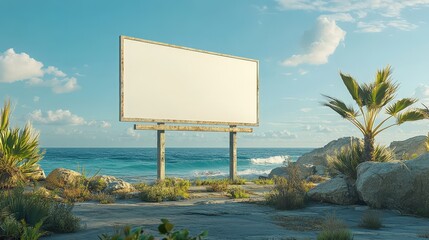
(43, 183), (429, 240)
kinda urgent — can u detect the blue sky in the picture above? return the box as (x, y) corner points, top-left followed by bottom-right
(1, 0), (428, 148)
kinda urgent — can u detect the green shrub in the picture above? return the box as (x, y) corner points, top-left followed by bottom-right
(99, 218), (208, 240)
(359, 210), (382, 229)
(193, 178), (245, 186)
(44, 203), (80, 233)
(252, 178), (274, 185)
(265, 163), (307, 210)
(20, 219), (46, 240)
(0, 188), (80, 238)
(227, 186), (249, 199)
(0, 188), (50, 226)
(306, 175), (329, 183)
(317, 214), (353, 240)
(139, 179), (189, 202)
(207, 181), (228, 192)
(329, 142), (393, 179)
(92, 193), (116, 204)
(0, 100), (45, 189)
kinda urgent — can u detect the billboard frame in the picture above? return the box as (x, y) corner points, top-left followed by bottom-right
(119, 35), (259, 127)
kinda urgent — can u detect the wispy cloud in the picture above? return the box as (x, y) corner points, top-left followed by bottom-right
(126, 127), (141, 139)
(29, 109), (86, 125)
(247, 130), (298, 139)
(414, 84), (429, 105)
(282, 16), (346, 66)
(0, 48), (80, 93)
(276, 0), (429, 32)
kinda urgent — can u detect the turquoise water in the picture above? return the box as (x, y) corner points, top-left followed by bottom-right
(39, 148), (312, 183)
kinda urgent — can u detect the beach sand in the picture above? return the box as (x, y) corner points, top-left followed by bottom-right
(43, 183), (429, 240)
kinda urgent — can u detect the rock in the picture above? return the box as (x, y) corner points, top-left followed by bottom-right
(389, 135), (428, 160)
(307, 175), (358, 205)
(45, 168), (83, 188)
(268, 163), (315, 179)
(89, 175), (135, 194)
(356, 153), (429, 213)
(297, 137), (361, 176)
(27, 165), (46, 181)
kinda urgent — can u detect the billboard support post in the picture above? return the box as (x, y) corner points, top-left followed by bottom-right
(157, 123), (166, 180)
(229, 126), (237, 181)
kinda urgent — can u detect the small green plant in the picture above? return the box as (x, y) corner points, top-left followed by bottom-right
(139, 178), (190, 202)
(329, 141), (393, 180)
(92, 193), (116, 204)
(207, 181), (228, 192)
(20, 219), (46, 240)
(359, 210), (382, 229)
(99, 218), (208, 240)
(193, 178), (245, 186)
(227, 186), (249, 199)
(265, 163), (307, 210)
(252, 178), (274, 185)
(306, 175), (329, 183)
(0, 100), (45, 189)
(317, 214), (353, 240)
(44, 202), (80, 233)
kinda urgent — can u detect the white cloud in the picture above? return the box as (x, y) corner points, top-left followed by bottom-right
(126, 127), (141, 139)
(29, 109), (86, 125)
(100, 121), (112, 128)
(300, 108), (312, 112)
(0, 48), (80, 93)
(277, 0), (429, 32)
(33, 96), (40, 102)
(248, 130), (297, 139)
(283, 16), (346, 66)
(414, 84), (429, 105)
(357, 21), (386, 32)
(52, 77), (79, 93)
(298, 69), (308, 75)
(0, 49), (44, 83)
(45, 66), (66, 77)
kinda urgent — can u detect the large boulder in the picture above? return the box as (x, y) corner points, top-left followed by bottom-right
(27, 165), (46, 181)
(296, 137), (361, 175)
(389, 135), (428, 160)
(307, 175), (358, 205)
(356, 153), (429, 213)
(45, 168), (83, 188)
(268, 163), (315, 179)
(89, 175), (135, 194)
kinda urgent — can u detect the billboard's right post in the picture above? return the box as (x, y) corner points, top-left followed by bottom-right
(229, 126), (237, 181)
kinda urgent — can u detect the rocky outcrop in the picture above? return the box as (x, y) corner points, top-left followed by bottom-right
(268, 163), (315, 179)
(356, 153), (429, 213)
(296, 137), (361, 175)
(269, 137), (361, 179)
(307, 175), (358, 205)
(389, 135), (428, 160)
(45, 168), (83, 188)
(89, 175), (135, 194)
(27, 165), (46, 181)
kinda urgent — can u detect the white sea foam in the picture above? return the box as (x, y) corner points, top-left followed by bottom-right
(250, 155), (289, 165)
(237, 169), (271, 176)
(192, 170), (227, 177)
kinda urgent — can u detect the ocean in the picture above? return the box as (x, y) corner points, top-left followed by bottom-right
(39, 148), (313, 183)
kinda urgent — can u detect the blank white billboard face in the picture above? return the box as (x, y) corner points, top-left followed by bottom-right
(120, 36), (259, 126)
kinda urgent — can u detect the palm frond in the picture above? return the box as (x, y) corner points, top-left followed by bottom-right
(0, 100), (10, 132)
(322, 95), (360, 119)
(340, 72), (363, 107)
(396, 109), (426, 125)
(375, 65), (392, 84)
(386, 98), (418, 116)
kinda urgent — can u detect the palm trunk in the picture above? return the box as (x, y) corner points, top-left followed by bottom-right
(363, 133), (375, 162)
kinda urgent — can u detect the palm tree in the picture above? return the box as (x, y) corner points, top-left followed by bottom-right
(0, 100), (44, 188)
(323, 66), (425, 162)
(420, 104), (429, 150)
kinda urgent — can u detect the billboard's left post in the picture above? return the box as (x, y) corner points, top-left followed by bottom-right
(157, 123), (166, 180)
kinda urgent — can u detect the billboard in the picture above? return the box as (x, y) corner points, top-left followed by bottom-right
(120, 36), (259, 126)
